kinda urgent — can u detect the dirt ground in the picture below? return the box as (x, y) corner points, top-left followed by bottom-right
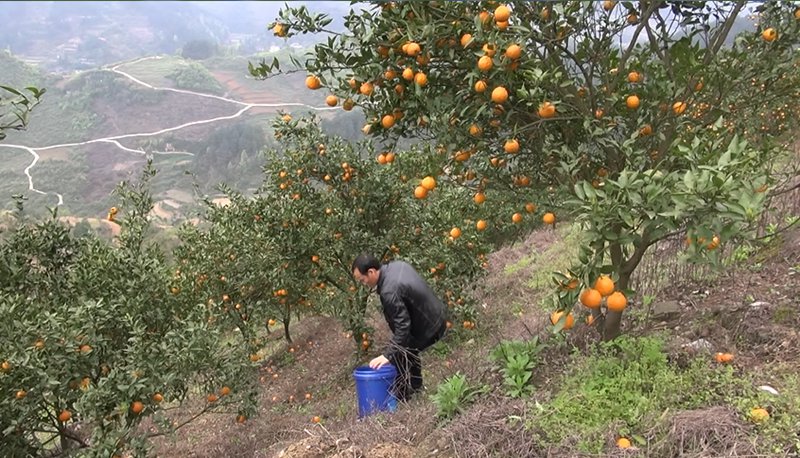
(149, 225), (800, 458)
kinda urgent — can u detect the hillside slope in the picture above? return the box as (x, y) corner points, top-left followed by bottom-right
(149, 223), (800, 458)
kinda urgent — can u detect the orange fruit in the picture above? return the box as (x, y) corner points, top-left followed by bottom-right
(491, 86), (509, 103)
(749, 407), (769, 422)
(496, 21), (509, 31)
(482, 43), (497, 57)
(706, 236), (720, 250)
(796, 8), (800, 20)
(474, 80), (488, 93)
(617, 437), (631, 449)
(305, 75), (321, 90)
(673, 101), (687, 115)
(305, 393), (312, 400)
(474, 192), (486, 204)
(640, 124), (653, 136)
(360, 82), (374, 95)
(494, 4), (511, 22)
(414, 72), (428, 86)
(627, 13), (638, 24)
(385, 152), (395, 163)
(220, 386), (231, 396)
(15, 390), (26, 399)
(311, 416), (322, 424)
(550, 311), (575, 330)
(627, 71), (641, 83)
(594, 108), (604, 119)
(273, 23), (287, 37)
(538, 101), (556, 118)
(421, 176), (436, 191)
(761, 28), (777, 42)
(580, 289), (603, 309)
(152, 393), (164, 403)
(405, 42), (421, 56)
(325, 95), (338, 107)
(594, 275), (615, 297)
(606, 291), (628, 312)
(207, 394), (219, 403)
(131, 401), (144, 414)
(504, 139), (520, 154)
(714, 352), (734, 363)
(384, 69), (396, 80)
(505, 44), (522, 60)
(626, 95), (640, 110)
(414, 186), (428, 199)
(476, 220), (487, 231)
(58, 410), (72, 422)
(236, 415), (247, 424)
(1, 361), (10, 372)
(402, 68), (414, 80)
(525, 202), (536, 213)
(478, 55), (493, 72)
(381, 114), (396, 129)
(460, 34), (473, 48)
(468, 124), (483, 137)
(449, 227), (462, 239)
(512, 213), (523, 224)
(542, 212), (555, 225)
(603, 1), (616, 11)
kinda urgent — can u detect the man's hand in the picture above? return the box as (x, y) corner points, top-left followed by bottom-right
(369, 355), (390, 369)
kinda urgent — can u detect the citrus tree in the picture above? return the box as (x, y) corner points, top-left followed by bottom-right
(0, 163), (257, 457)
(177, 113), (523, 350)
(256, 1), (800, 340)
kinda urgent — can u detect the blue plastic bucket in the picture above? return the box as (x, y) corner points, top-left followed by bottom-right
(353, 364), (398, 418)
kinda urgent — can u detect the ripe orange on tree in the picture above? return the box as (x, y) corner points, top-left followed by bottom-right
(594, 275), (615, 296)
(474, 80), (487, 93)
(512, 213), (523, 224)
(505, 44), (522, 60)
(449, 227), (462, 239)
(606, 291), (628, 312)
(550, 311), (575, 330)
(478, 55), (493, 72)
(421, 176), (437, 191)
(325, 95), (338, 107)
(542, 212), (555, 225)
(494, 4), (511, 22)
(474, 192), (486, 204)
(58, 410), (72, 423)
(476, 220), (488, 231)
(305, 75), (321, 90)
(626, 95), (640, 110)
(627, 71), (641, 83)
(538, 101), (556, 118)
(762, 28), (777, 42)
(504, 139), (520, 154)
(580, 289), (602, 309)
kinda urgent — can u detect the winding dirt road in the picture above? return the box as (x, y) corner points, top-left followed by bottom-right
(0, 56), (337, 207)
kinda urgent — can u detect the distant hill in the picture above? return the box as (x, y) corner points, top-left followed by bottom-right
(0, 2), (229, 70)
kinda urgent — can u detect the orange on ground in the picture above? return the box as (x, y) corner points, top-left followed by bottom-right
(131, 401), (144, 414)
(715, 352), (734, 363)
(617, 437), (631, 449)
(750, 407), (769, 422)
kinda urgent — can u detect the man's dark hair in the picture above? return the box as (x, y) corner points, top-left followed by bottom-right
(352, 253), (381, 274)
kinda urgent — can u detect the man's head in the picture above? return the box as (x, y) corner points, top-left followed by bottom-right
(352, 253), (381, 288)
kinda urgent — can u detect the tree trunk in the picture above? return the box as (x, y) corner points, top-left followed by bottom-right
(601, 268), (633, 341)
(283, 311), (292, 344)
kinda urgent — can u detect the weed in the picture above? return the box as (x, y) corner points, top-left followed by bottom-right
(490, 337), (545, 398)
(430, 373), (488, 420)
